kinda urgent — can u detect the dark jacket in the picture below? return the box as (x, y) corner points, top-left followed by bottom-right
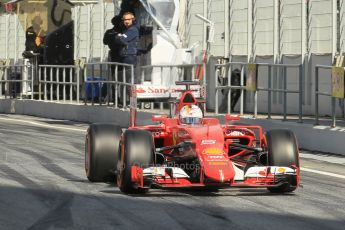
(25, 26), (42, 53)
(117, 24), (139, 57)
(103, 27), (121, 62)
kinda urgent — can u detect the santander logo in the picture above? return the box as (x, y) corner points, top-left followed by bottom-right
(136, 88), (146, 93)
(135, 87), (183, 94)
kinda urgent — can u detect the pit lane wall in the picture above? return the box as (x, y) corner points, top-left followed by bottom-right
(1, 99), (344, 156)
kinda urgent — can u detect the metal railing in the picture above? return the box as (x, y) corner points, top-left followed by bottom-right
(1, 61), (137, 109)
(315, 65), (345, 127)
(0, 63), (34, 99)
(2, 61), (345, 128)
(215, 62), (246, 115)
(215, 62), (303, 122)
(38, 65), (81, 103)
(83, 62), (135, 108)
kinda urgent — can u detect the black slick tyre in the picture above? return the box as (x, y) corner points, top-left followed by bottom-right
(118, 129), (154, 194)
(265, 129), (299, 193)
(85, 123), (122, 182)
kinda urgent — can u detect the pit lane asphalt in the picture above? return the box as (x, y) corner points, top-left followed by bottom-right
(0, 114), (344, 230)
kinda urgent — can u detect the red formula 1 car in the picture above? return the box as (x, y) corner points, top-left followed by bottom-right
(85, 81), (300, 194)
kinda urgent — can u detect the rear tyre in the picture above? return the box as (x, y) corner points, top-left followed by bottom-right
(118, 130), (154, 194)
(265, 129), (299, 193)
(85, 123), (122, 182)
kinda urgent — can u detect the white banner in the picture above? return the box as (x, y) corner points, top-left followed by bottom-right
(135, 84), (201, 99)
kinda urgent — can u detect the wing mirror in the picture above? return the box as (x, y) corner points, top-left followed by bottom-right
(152, 115), (168, 122)
(225, 114), (240, 121)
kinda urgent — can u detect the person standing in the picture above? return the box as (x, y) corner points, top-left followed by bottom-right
(117, 12), (139, 67)
(23, 16), (46, 63)
(103, 15), (124, 63)
(104, 12), (139, 106)
(116, 12), (140, 106)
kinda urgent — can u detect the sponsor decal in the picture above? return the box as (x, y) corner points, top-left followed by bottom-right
(205, 155), (229, 164)
(203, 148), (224, 155)
(277, 167), (286, 173)
(201, 140), (216, 145)
(136, 87), (146, 93)
(258, 169), (267, 176)
(228, 131), (245, 136)
(245, 166), (295, 178)
(136, 87), (180, 94)
(207, 155), (224, 159)
(135, 85), (201, 98)
(151, 87), (169, 94)
(208, 161), (228, 166)
(172, 131), (177, 145)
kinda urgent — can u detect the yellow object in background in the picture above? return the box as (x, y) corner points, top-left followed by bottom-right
(35, 36), (42, 47)
(35, 29), (42, 46)
(331, 66), (345, 98)
(246, 63), (258, 91)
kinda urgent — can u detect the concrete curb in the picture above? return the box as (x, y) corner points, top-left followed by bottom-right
(0, 99), (153, 127)
(1, 99), (344, 155)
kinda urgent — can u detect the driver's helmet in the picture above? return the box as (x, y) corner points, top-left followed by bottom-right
(179, 105), (203, 124)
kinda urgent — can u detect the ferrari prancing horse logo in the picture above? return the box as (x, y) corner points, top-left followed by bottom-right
(172, 131), (177, 145)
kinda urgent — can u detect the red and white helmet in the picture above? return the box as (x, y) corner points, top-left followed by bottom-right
(179, 105), (203, 124)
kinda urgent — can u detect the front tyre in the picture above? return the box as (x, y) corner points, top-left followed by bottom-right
(117, 130), (154, 194)
(265, 129), (299, 193)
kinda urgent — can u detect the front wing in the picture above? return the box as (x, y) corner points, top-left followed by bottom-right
(130, 165), (299, 189)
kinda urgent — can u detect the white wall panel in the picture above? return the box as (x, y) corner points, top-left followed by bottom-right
(73, 2), (114, 61)
(308, 0), (332, 54)
(8, 16), (17, 59)
(340, 0), (345, 53)
(186, 0), (203, 49)
(0, 15), (7, 59)
(280, 0), (302, 55)
(74, 6), (89, 59)
(0, 14), (25, 62)
(229, 0), (248, 55)
(253, 0), (274, 56)
(91, 4), (103, 60)
(209, 0), (225, 57)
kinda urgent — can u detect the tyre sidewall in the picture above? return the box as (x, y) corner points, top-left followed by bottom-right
(85, 123), (122, 182)
(118, 130), (154, 193)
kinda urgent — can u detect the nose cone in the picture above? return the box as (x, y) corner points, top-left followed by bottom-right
(203, 161), (235, 182)
(183, 123), (235, 183)
(200, 148), (235, 183)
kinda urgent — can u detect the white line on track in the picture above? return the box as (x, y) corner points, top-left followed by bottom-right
(0, 117), (86, 132)
(301, 167), (345, 179)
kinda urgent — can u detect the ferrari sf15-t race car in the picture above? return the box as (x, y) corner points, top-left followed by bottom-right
(85, 81), (300, 194)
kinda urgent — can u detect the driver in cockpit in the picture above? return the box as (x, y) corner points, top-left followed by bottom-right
(179, 105), (203, 125)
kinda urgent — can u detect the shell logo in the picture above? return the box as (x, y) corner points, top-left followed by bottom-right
(202, 148), (224, 155)
(277, 167), (286, 173)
